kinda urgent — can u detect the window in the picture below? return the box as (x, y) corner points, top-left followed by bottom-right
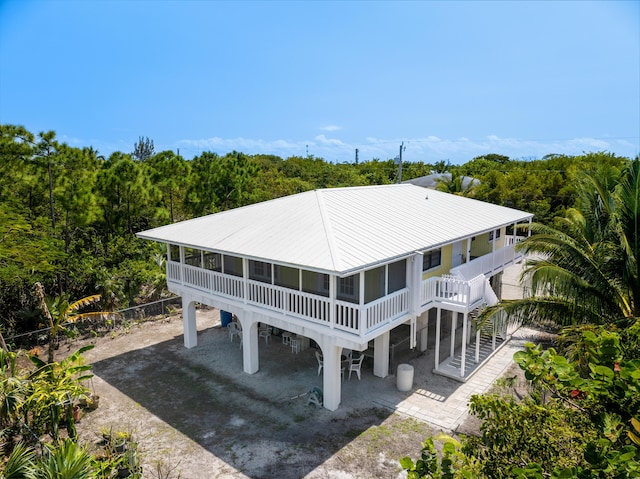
(203, 252), (221, 271)
(337, 274), (359, 304)
(184, 248), (201, 267)
(223, 255), (243, 277)
(488, 229), (502, 241)
(301, 271), (329, 297)
(388, 259), (407, 293)
(274, 265), (300, 290)
(422, 249), (442, 271)
(249, 260), (272, 283)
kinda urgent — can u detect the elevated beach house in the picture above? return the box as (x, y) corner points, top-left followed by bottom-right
(137, 184), (532, 410)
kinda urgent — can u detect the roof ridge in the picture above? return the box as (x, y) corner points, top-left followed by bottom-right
(315, 189), (341, 271)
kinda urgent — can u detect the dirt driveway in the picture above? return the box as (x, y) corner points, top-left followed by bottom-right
(72, 308), (468, 478)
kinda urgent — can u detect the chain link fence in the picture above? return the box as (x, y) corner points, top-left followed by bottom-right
(5, 296), (183, 350)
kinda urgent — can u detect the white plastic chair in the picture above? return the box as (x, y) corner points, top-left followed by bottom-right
(228, 322), (241, 342)
(348, 354), (365, 380)
(259, 325), (272, 344)
(290, 337), (300, 353)
(315, 350), (323, 376)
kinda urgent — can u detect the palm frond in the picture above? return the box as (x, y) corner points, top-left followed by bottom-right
(2, 442), (37, 479)
(64, 294), (101, 318)
(478, 296), (609, 330)
(615, 158), (640, 316)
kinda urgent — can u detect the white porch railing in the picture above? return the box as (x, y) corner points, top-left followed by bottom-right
(167, 261), (409, 336)
(450, 241), (525, 280)
(171, 262), (245, 299)
(420, 275), (486, 310)
(364, 289), (409, 331)
(247, 280), (331, 327)
(167, 261), (182, 282)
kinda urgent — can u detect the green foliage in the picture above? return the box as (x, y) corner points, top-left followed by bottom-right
(479, 157), (639, 330)
(464, 394), (598, 476)
(400, 434), (484, 478)
(403, 324), (640, 478)
(24, 345), (94, 440)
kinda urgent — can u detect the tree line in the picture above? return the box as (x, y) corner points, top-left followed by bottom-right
(0, 123), (632, 341)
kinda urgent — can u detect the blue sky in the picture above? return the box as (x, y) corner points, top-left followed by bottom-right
(1, 0), (638, 164)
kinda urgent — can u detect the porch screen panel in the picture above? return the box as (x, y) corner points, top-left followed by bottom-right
(274, 265), (299, 290)
(301, 271), (329, 297)
(249, 260), (272, 284)
(224, 255), (243, 277)
(185, 248), (201, 267)
(388, 259), (407, 293)
(203, 252), (222, 271)
(364, 266), (385, 303)
(169, 244), (180, 262)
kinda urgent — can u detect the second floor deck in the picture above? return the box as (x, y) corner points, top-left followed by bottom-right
(166, 242), (524, 340)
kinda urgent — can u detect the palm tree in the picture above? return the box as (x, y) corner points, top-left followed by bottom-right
(33, 283), (104, 363)
(479, 158), (639, 329)
(434, 171), (478, 197)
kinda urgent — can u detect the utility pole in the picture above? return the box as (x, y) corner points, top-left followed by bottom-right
(396, 141), (405, 183)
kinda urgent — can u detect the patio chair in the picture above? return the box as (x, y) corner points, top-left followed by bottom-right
(315, 350), (323, 376)
(259, 325), (272, 344)
(290, 337), (300, 353)
(228, 322), (241, 343)
(348, 354), (365, 380)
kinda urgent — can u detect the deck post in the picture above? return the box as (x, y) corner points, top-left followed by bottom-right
(373, 331), (390, 378)
(329, 275), (336, 329)
(460, 312), (468, 378)
(182, 296), (197, 348)
(418, 312), (428, 352)
(241, 313), (259, 374)
(319, 339), (341, 411)
(475, 329), (480, 363)
(449, 312), (457, 359)
(434, 308), (441, 370)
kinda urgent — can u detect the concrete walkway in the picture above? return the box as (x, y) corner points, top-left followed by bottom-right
(372, 327), (537, 431)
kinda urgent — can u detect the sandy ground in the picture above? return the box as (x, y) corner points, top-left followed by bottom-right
(71, 309), (444, 479)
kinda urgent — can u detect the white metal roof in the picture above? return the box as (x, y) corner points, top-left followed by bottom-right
(137, 184), (533, 274)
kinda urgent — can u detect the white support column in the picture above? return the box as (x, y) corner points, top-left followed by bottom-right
(373, 331), (390, 378)
(409, 252), (423, 350)
(418, 312), (429, 352)
(475, 329), (481, 363)
(179, 246), (186, 286)
(329, 274), (336, 328)
(460, 312), (468, 378)
(434, 308), (441, 370)
(242, 258), (249, 304)
(320, 340), (342, 411)
(466, 237), (472, 263)
(240, 314), (259, 374)
(449, 312), (457, 359)
(182, 296), (197, 348)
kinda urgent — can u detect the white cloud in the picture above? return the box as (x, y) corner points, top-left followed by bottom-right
(320, 125), (341, 131)
(314, 134), (345, 146)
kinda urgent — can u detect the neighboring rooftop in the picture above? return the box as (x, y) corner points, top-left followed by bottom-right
(403, 173), (480, 190)
(137, 184), (532, 275)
